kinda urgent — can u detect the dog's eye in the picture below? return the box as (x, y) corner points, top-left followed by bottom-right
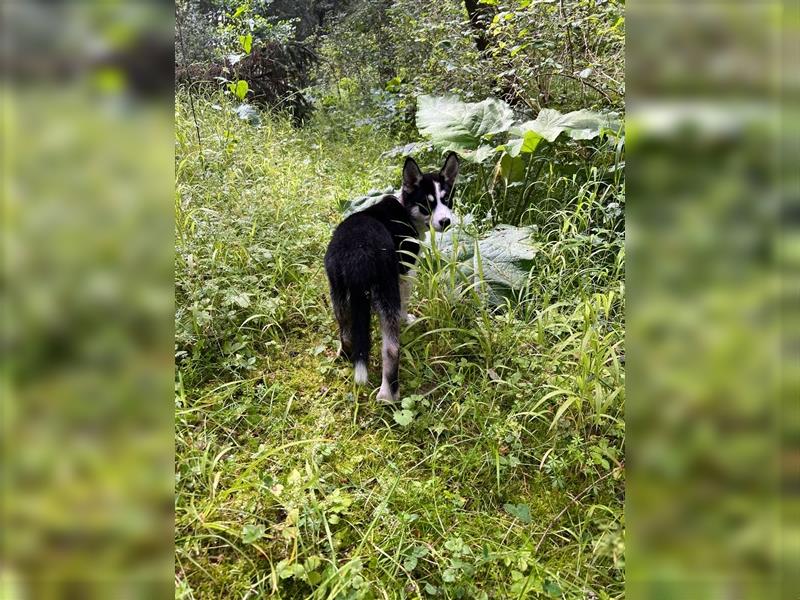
(418, 205), (431, 216)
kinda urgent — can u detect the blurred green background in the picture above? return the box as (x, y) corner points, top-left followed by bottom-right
(1, 0), (797, 598)
(2, 2), (175, 598)
(627, 1), (796, 598)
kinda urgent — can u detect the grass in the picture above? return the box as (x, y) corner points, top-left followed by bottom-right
(175, 93), (625, 599)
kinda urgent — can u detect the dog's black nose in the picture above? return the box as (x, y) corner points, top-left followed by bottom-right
(439, 218), (451, 230)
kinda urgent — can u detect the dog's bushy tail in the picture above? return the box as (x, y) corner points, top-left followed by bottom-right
(350, 290), (371, 384)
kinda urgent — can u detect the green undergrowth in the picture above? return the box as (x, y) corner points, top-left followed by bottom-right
(175, 94), (625, 599)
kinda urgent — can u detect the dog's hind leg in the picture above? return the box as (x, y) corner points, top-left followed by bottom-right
(349, 290), (372, 385)
(376, 305), (401, 403)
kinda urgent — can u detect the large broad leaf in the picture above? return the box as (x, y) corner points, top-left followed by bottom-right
(434, 143), (498, 164)
(474, 225), (538, 293)
(436, 222), (538, 305)
(471, 144), (499, 164)
(340, 188), (396, 217)
(416, 95), (514, 152)
(515, 108), (621, 142)
(560, 109), (622, 140)
(496, 152), (526, 183)
(504, 129), (543, 158)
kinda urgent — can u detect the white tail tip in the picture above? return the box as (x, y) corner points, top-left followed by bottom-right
(354, 362), (368, 385)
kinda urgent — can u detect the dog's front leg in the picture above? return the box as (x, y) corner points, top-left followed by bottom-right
(399, 272), (417, 324)
(377, 311), (400, 403)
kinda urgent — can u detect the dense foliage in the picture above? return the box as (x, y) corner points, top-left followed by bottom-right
(314, 0), (624, 117)
(177, 0), (624, 122)
(175, 0), (625, 598)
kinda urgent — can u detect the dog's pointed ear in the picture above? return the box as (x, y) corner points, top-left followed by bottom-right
(402, 157), (423, 190)
(440, 152), (459, 187)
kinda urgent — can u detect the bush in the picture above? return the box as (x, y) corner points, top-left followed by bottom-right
(176, 0), (318, 122)
(176, 40), (316, 122)
(312, 0), (624, 131)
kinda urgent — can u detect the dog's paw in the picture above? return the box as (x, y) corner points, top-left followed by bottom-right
(403, 313), (418, 325)
(376, 385), (399, 404)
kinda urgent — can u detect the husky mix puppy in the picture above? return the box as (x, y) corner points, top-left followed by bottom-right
(324, 153), (460, 402)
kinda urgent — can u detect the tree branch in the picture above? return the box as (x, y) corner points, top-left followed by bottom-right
(542, 71), (616, 105)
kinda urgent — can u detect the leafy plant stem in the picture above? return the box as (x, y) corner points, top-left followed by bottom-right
(176, 4), (204, 154)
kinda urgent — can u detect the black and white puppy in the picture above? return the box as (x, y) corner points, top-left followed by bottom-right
(324, 152), (459, 402)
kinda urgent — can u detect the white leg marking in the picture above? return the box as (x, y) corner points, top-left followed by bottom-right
(376, 318), (400, 403)
(377, 381), (396, 403)
(354, 361), (368, 385)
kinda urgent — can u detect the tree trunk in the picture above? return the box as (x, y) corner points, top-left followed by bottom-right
(464, 0), (527, 107)
(463, 0), (494, 53)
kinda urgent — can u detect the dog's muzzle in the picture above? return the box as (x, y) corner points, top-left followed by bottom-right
(434, 217), (451, 232)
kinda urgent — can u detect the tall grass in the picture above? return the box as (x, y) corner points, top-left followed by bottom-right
(175, 92), (625, 599)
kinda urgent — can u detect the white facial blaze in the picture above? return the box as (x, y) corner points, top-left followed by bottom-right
(431, 181), (453, 231)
